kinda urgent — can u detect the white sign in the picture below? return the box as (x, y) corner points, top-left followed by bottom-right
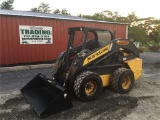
(19, 25), (53, 44)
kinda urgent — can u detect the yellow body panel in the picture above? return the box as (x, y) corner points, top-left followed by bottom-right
(100, 58), (142, 87)
(83, 44), (111, 66)
(125, 58), (142, 80)
(100, 74), (111, 87)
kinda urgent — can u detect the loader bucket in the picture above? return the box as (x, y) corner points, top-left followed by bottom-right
(21, 73), (73, 118)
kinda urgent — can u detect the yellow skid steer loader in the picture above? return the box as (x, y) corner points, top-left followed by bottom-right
(21, 27), (142, 118)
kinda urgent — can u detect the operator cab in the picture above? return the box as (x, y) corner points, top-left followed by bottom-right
(68, 27), (113, 51)
(66, 27), (114, 65)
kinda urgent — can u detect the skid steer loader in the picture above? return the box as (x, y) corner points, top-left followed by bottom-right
(21, 27), (142, 118)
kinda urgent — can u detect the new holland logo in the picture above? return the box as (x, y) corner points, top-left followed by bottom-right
(83, 44), (111, 66)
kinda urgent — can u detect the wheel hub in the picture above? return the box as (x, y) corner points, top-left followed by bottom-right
(85, 80), (97, 96)
(122, 76), (131, 90)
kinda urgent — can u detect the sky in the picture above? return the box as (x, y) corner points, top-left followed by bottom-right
(0, 0), (160, 18)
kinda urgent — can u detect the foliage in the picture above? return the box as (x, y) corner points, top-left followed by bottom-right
(53, 8), (70, 15)
(53, 8), (61, 14)
(79, 11), (160, 49)
(0, 0), (14, 9)
(30, 2), (51, 13)
(149, 24), (160, 43)
(128, 25), (149, 44)
(150, 45), (160, 52)
(30, 2), (70, 15)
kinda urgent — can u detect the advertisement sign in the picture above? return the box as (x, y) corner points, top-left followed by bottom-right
(19, 25), (53, 44)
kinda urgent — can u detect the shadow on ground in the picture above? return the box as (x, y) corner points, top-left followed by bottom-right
(0, 92), (138, 120)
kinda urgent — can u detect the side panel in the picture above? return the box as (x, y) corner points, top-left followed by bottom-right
(100, 74), (111, 87)
(83, 44), (111, 66)
(125, 58), (142, 80)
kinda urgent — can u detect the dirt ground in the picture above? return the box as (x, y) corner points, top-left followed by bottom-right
(0, 52), (160, 120)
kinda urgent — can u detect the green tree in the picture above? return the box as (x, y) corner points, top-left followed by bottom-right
(92, 13), (105, 20)
(30, 2), (51, 13)
(79, 11), (146, 42)
(0, 0), (14, 9)
(53, 8), (70, 15)
(149, 24), (160, 43)
(128, 25), (149, 44)
(79, 10), (124, 22)
(78, 10), (160, 46)
(78, 13), (105, 21)
(31, 7), (40, 12)
(77, 13), (83, 17)
(53, 8), (61, 14)
(38, 2), (51, 13)
(126, 12), (138, 25)
(61, 8), (70, 15)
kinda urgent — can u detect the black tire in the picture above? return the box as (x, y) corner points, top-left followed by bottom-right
(74, 71), (103, 102)
(111, 68), (134, 94)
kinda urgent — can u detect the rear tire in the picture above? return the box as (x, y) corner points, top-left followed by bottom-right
(111, 68), (134, 94)
(74, 71), (103, 102)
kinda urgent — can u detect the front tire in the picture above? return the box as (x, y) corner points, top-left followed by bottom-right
(111, 68), (134, 94)
(74, 71), (103, 102)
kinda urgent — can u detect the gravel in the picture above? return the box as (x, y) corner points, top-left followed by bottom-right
(0, 52), (160, 120)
